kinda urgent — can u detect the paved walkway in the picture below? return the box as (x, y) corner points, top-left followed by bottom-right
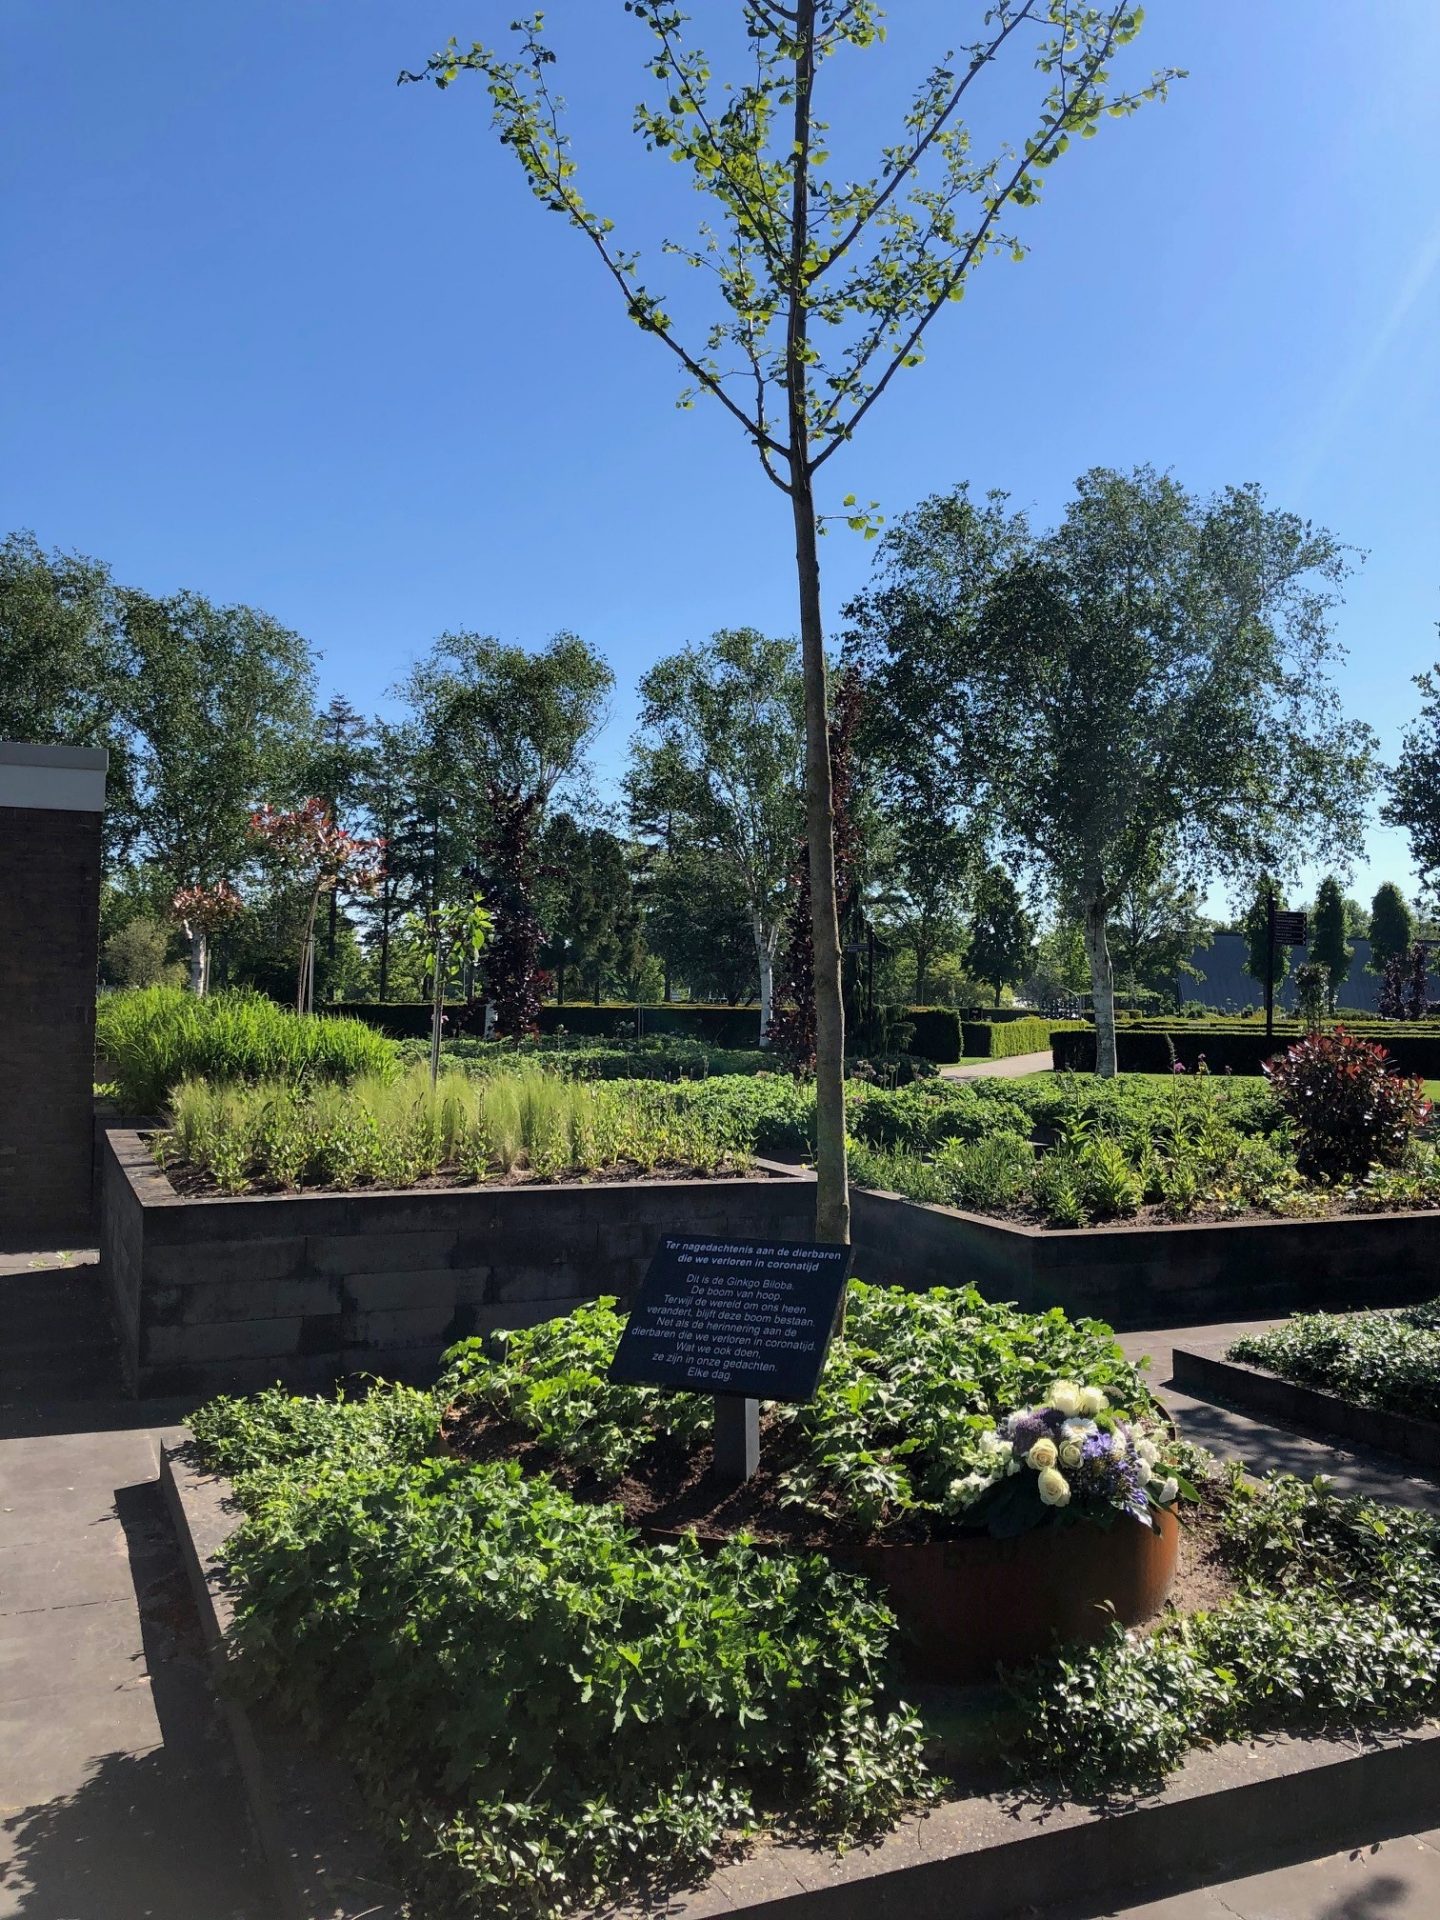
(942, 1050), (1054, 1081)
(1089, 1827), (1440, 1919)
(0, 1248), (271, 1918)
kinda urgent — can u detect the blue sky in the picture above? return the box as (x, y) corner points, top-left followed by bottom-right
(4, 1), (1438, 915)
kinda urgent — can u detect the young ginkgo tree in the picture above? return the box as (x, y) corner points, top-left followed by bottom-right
(404, 2), (1177, 1240)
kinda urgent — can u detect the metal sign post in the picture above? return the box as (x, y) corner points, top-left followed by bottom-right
(713, 1396), (761, 1480)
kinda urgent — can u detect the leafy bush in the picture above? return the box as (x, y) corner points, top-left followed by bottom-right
(193, 1391), (927, 1919)
(160, 1062), (748, 1192)
(904, 1006), (962, 1063)
(670, 1072), (818, 1156)
(96, 985), (397, 1112)
(440, 1284), (1169, 1534)
(1229, 1301), (1440, 1420)
(1262, 1026), (1431, 1179)
(1011, 1471), (1440, 1794)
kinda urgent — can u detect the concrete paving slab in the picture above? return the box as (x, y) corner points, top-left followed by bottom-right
(0, 1596), (148, 1704)
(1119, 1320), (1440, 1512)
(1087, 1825), (1440, 1918)
(0, 1692), (164, 1807)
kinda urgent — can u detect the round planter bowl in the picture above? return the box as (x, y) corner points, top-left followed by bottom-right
(839, 1504), (1179, 1683)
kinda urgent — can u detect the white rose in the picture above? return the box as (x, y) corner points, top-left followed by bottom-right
(1037, 1467), (1071, 1507)
(1136, 1439), (1159, 1467)
(1135, 1458), (1153, 1486)
(1156, 1476), (1179, 1505)
(1059, 1441), (1083, 1468)
(1026, 1438), (1058, 1471)
(1078, 1386), (1110, 1416)
(1048, 1380), (1082, 1416)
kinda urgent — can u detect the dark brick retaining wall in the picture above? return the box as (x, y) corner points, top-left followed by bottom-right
(100, 1131), (817, 1397)
(0, 802), (103, 1239)
(851, 1187), (1440, 1330)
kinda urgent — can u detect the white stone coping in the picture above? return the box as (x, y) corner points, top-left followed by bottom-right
(0, 740), (108, 812)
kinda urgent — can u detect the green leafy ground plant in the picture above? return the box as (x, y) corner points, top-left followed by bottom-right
(440, 1283), (1185, 1536)
(1229, 1298), (1440, 1421)
(190, 1384), (928, 1920)
(1010, 1471), (1440, 1796)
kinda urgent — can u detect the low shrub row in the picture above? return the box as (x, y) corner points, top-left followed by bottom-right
(96, 986), (397, 1112)
(962, 1014), (1076, 1060)
(1053, 1024), (1440, 1078)
(398, 1034), (771, 1083)
(1228, 1298), (1440, 1421)
(333, 1000), (766, 1048)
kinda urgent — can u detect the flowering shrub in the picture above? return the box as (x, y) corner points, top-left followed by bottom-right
(1262, 1025), (1431, 1180)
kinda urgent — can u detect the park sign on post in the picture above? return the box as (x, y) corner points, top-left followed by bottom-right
(609, 1236), (852, 1482)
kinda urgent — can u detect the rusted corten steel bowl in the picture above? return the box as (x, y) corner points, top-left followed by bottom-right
(835, 1504), (1179, 1683)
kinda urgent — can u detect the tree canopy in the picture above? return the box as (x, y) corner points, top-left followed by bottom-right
(851, 467), (1377, 1072)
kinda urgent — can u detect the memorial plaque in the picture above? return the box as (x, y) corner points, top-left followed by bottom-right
(609, 1236), (851, 1402)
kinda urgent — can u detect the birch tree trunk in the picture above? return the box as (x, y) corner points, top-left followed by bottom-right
(1082, 893), (1118, 1078)
(753, 915), (776, 1044)
(186, 925), (208, 998)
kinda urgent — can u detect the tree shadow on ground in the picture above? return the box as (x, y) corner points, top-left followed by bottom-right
(0, 1477), (272, 1918)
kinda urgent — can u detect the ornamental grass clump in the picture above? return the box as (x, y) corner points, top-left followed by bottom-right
(189, 1387), (928, 1920)
(97, 984), (396, 1112)
(160, 1061), (747, 1192)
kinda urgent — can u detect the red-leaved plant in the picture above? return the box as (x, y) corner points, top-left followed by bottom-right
(1263, 1026), (1431, 1181)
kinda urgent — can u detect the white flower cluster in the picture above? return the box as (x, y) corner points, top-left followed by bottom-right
(944, 1423), (1024, 1512)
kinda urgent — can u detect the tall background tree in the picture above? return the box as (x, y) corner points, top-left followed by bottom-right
(1108, 857), (1212, 1007)
(306, 695), (374, 997)
(966, 866), (1033, 1008)
(118, 588), (318, 989)
(1369, 881), (1416, 976)
(853, 469), (1376, 1075)
(1309, 874), (1353, 1013)
(399, 631), (613, 1033)
(1383, 652), (1440, 903)
(628, 631), (804, 1038)
(406, 2), (1177, 1237)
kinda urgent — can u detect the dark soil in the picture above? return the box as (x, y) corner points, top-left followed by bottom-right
(155, 1152), (767, 1200)
(439, 1403), (1228, 1569)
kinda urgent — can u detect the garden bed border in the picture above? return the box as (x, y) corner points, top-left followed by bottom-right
(165, 1442), (1440, 1920)
(1172, 1348), (1440, 1473)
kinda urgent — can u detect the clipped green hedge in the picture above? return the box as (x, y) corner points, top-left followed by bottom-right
(905, 1006), (963, 1063)
(963, 1015), (1082, 1060)
(333, 1000), (765, 1048)
(1054, 1024), (1440, 1078)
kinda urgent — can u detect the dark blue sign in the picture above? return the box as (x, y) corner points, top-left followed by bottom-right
(609, 1235), (851, 1402)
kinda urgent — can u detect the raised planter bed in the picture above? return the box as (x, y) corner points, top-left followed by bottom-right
(1172, 1348), (1440, 1473)
(164, 1442), (1440, 1920)
(851, 1184), (1440, 1331)
(100, 1129), (815, 1398)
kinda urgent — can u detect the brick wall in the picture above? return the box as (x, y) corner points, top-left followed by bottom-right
(0, 804), (103, 1240)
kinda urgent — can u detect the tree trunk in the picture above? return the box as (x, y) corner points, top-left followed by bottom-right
(186, 925), (208, 998)
(378, 908), (390, 1004)
(327, 888), (339, 1001)
(791, 474), (848, 1244)
(753, 916), (775, 1044)
(1082, 894), (1117, 1078)
(298, 887), (322, 1015)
